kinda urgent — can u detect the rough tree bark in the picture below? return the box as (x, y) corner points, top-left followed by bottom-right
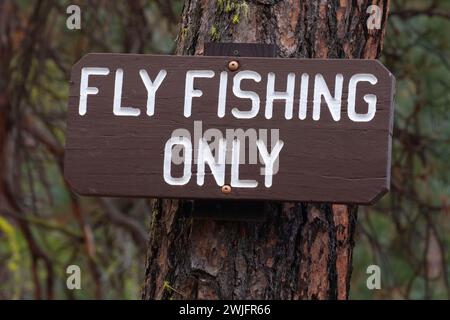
(142, 0), (390, 300)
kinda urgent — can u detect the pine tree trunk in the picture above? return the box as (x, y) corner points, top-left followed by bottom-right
(142, 0), (390, 300)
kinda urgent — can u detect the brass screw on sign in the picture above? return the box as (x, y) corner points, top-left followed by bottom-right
(228, 60), (239, 71)
(221, 184), (232, 194)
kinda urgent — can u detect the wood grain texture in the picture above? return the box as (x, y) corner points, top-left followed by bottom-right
(64, 53), (394, 204)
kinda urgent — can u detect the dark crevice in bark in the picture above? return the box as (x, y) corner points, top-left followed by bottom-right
(326, 2), (341, 58)
(326, 204), (338, 299)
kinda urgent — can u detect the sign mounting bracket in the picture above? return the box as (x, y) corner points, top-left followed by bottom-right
(192, 42), (278, 221)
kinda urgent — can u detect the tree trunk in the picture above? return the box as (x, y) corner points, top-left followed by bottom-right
(142, 0), (390, 300)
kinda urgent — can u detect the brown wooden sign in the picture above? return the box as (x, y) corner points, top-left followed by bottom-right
(64, 53), (395, 204)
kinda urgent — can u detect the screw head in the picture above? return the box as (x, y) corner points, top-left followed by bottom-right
(221, 184), (232, 194)
(228, 60), (239, 71)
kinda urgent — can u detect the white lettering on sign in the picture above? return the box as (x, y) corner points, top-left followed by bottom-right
(256, 140), (284, 188)
(217, 71), (228, 118)
(77, 66), (380, 190)
(298, 73), (309, 120)
(184, 70), (215, 118)
(163, 136), (192, 186)
(231, 139), (258, 188)
(232, 71), (262, 119)
(114, 69), (141, 116)
(197, 138), (226, 186)
(112, 69), (167, 117)
(139, 69), (167, 116)
(79, 68), (378, 122)
(265, 72), (296, 120)
(313, 73), (344, 121)
(348, 73), (378, 122)
(79, 67), (110, 115)
(162, 133), (284, 189)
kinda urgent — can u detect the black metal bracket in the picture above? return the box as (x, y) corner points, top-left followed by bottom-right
(192, 200), (269, 221)
(204, 42), (277, 58)
(192, 42), (277, 221)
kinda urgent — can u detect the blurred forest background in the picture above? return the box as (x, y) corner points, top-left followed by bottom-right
(0, 0), (449, 299)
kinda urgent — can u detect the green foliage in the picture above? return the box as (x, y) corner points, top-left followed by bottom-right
(210, 25), (220, 41)
(351, 0), (450, 300)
